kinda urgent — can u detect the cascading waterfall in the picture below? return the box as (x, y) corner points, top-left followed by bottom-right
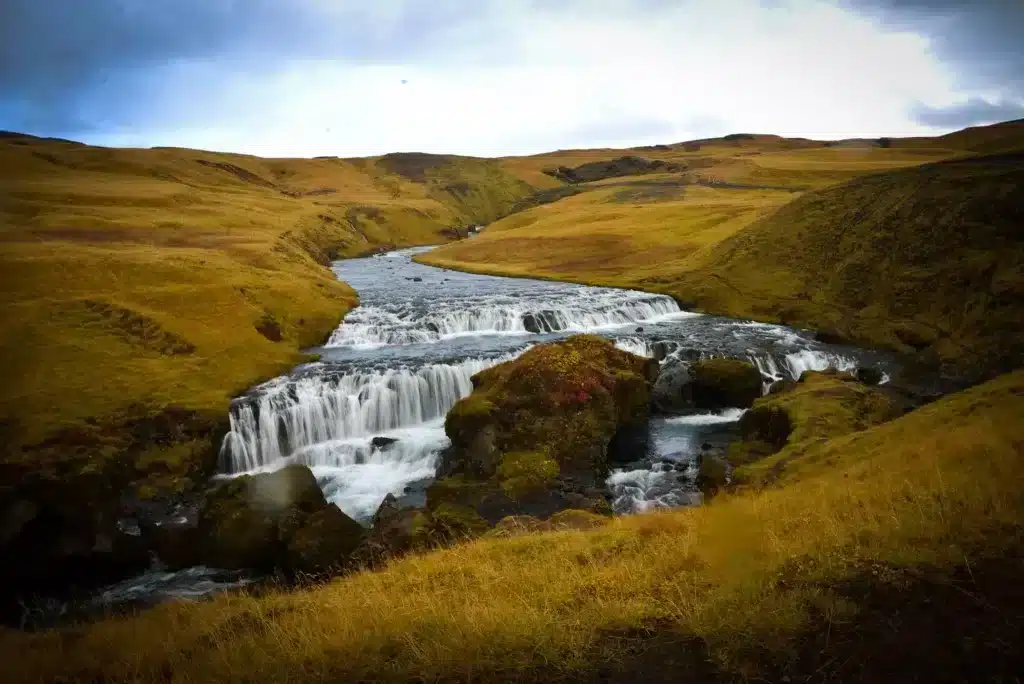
(219, 352), (522, 473)
(327, 291), (687, 348)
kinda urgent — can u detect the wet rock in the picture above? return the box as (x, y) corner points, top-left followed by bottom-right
(370, 436), (399, 450)
(690, 358), (763, 409)
(855, 366), (884, 386)
(635, 327), (644, 333)
(349, 494), (428, 568)
(768, 379), (798, 395)
(411, 277), (423, 282)
(651, 360), (694, 413)
(522, 313), (543, 334)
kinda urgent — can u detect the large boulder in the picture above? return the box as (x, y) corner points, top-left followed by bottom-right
(651, 361), (693, 413)
(435, 335), (654, 527)
(349, 494), (430, 568)
(196, 464), (363, 575)
(689, 358), (763, 409)
(652, 357), (763, 413)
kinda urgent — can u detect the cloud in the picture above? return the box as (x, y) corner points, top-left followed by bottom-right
(843, 0), (1024, 99)
(910, 98), (1024, 128)
(0, 0), (974, 155)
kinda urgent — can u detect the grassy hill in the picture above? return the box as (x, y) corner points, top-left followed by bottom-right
(0, 133), (536, 488)
(421, 120), (1024, 383)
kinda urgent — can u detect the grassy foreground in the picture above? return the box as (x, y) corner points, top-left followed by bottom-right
(3, 368), (1022, 682)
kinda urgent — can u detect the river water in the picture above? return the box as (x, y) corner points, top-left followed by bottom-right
(85, 246), (896, 616)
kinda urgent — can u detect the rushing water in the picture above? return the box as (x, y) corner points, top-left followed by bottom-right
(217, 246), (896, 521)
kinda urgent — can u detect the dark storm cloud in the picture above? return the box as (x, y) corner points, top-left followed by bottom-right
(0, 0), (473, 135)
(844, 0), (1024, 99)
(911, 98), (1024, 128)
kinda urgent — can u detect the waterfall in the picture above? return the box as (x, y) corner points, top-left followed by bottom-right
(326, 292), (688, 348)
(219, 352), (521, 474)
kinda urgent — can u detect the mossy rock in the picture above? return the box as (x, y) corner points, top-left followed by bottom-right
(284, 505), (365, 576)
(423, 503), (490, 543)
(690, 358), (763, 409)
(196, 464), (362, 573)
(497, 450), (559, 500)
(739, 405), (793, 449)
(444, 335), (658, 479)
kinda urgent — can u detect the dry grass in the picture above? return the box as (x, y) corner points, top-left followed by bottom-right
(3, 369), (1022, 682)
(0, 135), (536, 478)
(421, 122), (1024, 381)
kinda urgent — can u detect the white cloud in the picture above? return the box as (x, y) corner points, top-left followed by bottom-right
(86, 0), (965, 157)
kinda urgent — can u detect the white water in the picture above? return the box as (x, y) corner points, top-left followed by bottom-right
(327, 290), (689, 348)
(220, 353), (521, 473)
(608, 463), (703, 514)
(664, 409), (748, 426)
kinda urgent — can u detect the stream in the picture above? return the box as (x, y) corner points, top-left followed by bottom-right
(72, 246), (898, 619)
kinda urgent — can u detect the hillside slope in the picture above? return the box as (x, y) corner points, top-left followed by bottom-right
(0, 133), (534, 488)
(422, 120), (1024, 382)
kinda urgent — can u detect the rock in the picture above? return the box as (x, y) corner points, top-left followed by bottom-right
(284, 505), (364, 576)
(651, 360), (694, 413)
(436, 336), (658, 526)
(522, 313), (543, 334)
(855, 366), (884, 386)
(651, 341), (677, 361)
(696, 453), (729, 496)
(412, 277), (423, 282)
(196, 464), (363, 574)
(739, 405), (793, 449)
(635, 327), (644, 333)
(768, 379), (797, 395)
(349, 494), (428, 568)
(370, 436), (398, 450)
(815, 329), (848, 345)
(689, 358), (762, 409)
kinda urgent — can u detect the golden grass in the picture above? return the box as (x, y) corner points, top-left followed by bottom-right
(4, 369), (1022, 682)
(0, 136), (536, 464)
(422, 127), (1024, 380)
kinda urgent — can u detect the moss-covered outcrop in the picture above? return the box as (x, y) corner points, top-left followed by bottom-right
(431, 335), (657, 527)
(725, 370), (904, 486)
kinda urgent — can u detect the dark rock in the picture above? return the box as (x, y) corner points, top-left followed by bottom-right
(701, 442), (713, 451)
(651, 341), (676, 361)
(690, 358), (763, 409)
(522, 313), (543, 334)
(651, 360), (694, 413)
(196, 464), (363, 574)
(284, 505), (364, 576)
(412, 277), (423, 282)
(814, 329), (848, 345)
(739, 405), (793, 450)
(370, 436), (399, 450)
(768, 379), (798, 395)
(635, 327), (644, 333)
(855, 367), (884, 386)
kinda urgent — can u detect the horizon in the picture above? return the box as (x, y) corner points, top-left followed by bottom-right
(3, 116), (1022, 161)
(2, 1), (1023, 158)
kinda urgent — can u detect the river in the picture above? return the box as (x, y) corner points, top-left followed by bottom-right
(65, 246), (897, 622)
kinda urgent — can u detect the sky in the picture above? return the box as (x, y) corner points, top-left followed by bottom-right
(1, 0), (1022, 157)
